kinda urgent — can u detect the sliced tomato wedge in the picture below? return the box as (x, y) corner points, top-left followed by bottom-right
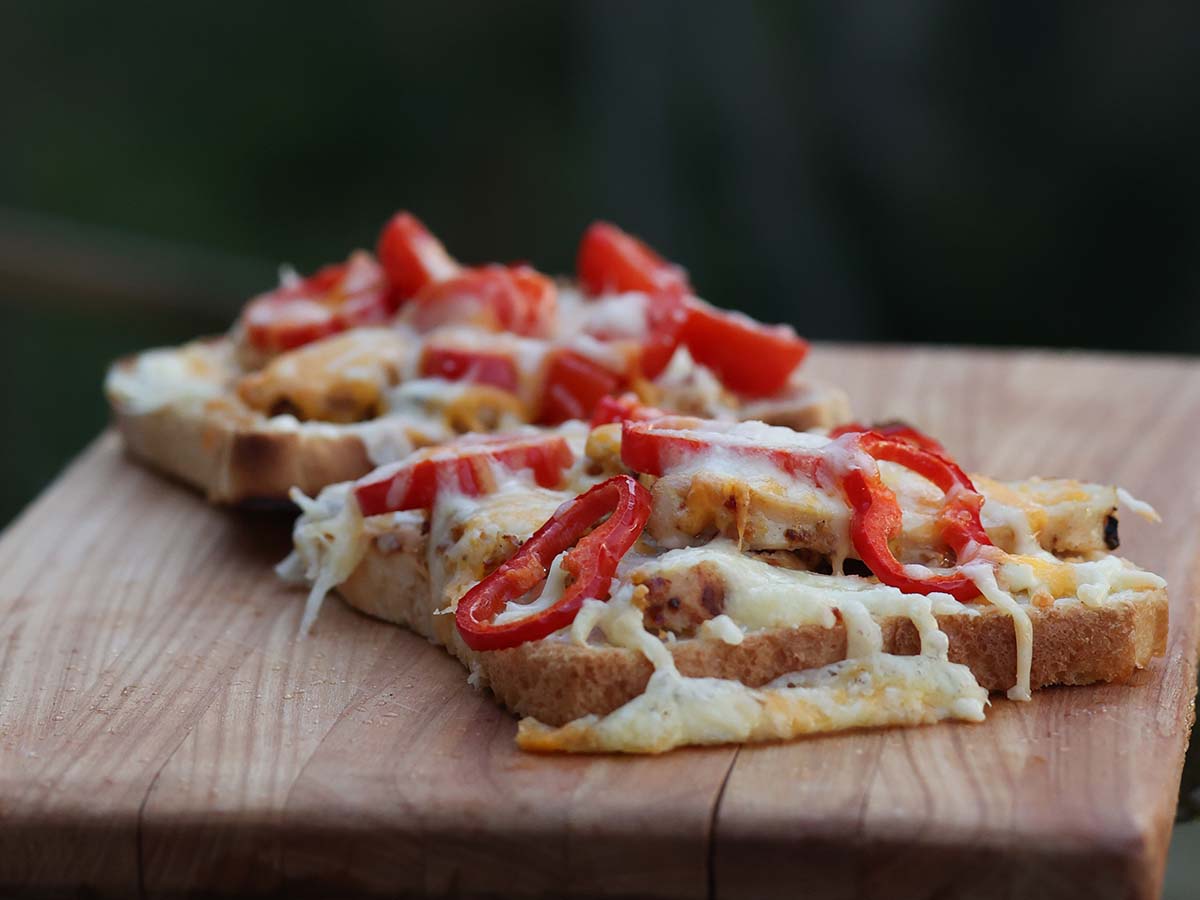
(419, 344), (520, 393)
(639, 291), (691, 379)
(242, 252), (392, 353)
(589, 393), (665, 427)
(538, 350), (623, 425)
(376, 211), (460, 306)
(620, 418), (823, 482)
(678, 299), (809, 397)
(408, 264), (557, 338)
(576, 222), (691, 297)
(353, 434), (574, 516)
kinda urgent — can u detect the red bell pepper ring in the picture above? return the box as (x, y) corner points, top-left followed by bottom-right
(409, 264), (557, 338)
(678, 299), (809, 398)
(829, 421), (947, 455)
(353, 434), (574, 516)
(455, 475), (652, 651)
(376, 211), (461, 306)
(589, 393), (665, 428)
(419, 344), (520, 393)
(242, 252), (393, 352)
(537, 350), (624, 425)
(620, 418), (824, 483)
(840, 432), (993, 601)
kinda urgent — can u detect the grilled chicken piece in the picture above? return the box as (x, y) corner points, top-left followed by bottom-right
(236, 328), (411, 423)
(646, 466), (1121, 565)
(635, 560), (727, 637)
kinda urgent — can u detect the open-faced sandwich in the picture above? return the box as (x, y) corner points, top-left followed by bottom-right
(105, 214), (848, 503)
(282, 402), (1168, 753)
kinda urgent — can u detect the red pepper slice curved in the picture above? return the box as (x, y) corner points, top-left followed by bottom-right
(455, 475), (652, 651)
(242, 252), (392, 353)
(589, 393), (665, 428)
(376, 211), (460, 306)
(679, 299), (809, 397)
(620, 418), (824, 483)
(841, 433), (992, 601)
(576, 222), (691, 297)
(419, 344), (520, 393)
(537, 350), (623, 425)
(829, 421), (947, 455)
(353, 434), (574, 516)
(409, 264), (557, 338)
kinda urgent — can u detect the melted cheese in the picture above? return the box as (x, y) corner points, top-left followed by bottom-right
(518, 656), (987, 754)
(105, 342), (229, 414)
(1117, 488), (1161, 522)
(526, 586), (985, 753)
(283, 483), (367, 635)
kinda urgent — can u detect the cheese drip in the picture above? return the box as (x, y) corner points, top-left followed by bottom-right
(282, 483), (368, 635)
(517, 579), (987, 754)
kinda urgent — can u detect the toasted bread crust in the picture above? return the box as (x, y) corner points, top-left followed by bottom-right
(335, 520), (1169, 727)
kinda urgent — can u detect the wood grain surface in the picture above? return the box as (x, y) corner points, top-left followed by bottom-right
(0, 346), (1197, 899)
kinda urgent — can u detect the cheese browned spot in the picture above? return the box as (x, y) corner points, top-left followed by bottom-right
(237, 329), (411, 423)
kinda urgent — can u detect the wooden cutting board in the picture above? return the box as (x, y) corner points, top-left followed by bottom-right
(1, 346), (1197, 899)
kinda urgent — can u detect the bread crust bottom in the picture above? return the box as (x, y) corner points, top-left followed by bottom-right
(336, 520), (1170, 727)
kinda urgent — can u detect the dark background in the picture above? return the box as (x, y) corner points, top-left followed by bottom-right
(1, 2), (1198, 885)
(4, 2), (1200, 524)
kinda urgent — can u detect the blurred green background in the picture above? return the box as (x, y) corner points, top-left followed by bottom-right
(2, 3), (1198, 890)
(4, 2), (1200, 522)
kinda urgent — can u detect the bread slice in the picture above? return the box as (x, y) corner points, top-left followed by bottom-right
(332, 515), (1168, 728)
(106, 337), (852, 505)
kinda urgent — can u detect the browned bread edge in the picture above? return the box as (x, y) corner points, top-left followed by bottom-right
(336, 529), (1169, 727)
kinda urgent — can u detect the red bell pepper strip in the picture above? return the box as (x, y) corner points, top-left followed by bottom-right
(376, 211), (460, 306)
(419, 344), (520, 393)
(242, 252), (393, 353)
(620, 418), (824, 483)
(408, 264), (557, 338)
(353, 434), (574, 516)
(455, 475), (652, 651)
(829, 421), (947, 455)
(589, 393), (665, 428)
(537, 350), (623, 425)
(678, 299), (809, 397)
(840, 433), (992, 601)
